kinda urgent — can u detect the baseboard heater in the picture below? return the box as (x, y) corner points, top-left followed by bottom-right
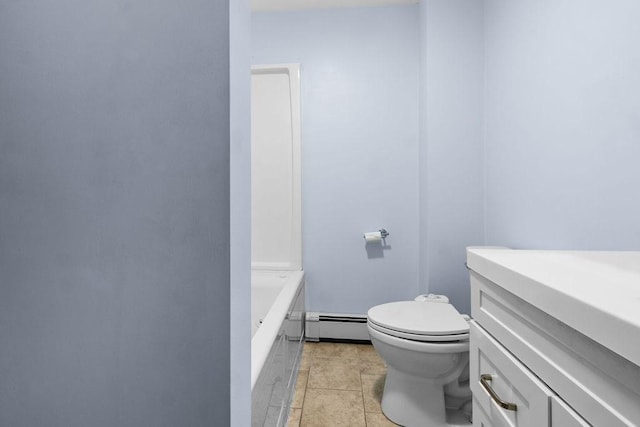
(305, 312), (370, 342)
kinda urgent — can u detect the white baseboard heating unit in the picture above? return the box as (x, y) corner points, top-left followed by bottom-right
(305, 312), (370, 342)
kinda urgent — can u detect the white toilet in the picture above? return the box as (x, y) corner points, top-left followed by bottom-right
(367, 295), (471, 427)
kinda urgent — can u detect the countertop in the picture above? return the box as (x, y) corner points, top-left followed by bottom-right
(466, 248), (640, 367)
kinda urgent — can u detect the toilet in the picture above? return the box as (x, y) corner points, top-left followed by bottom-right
(367, 295), (471, 427)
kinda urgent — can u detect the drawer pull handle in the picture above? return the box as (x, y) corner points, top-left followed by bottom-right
(480, 374), (517, 411)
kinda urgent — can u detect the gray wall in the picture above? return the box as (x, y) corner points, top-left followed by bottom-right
(484, 0), (640, 250)
(252, 6), (420, 314)
(0, 2), (231, 426)
(420, 0), (485, 315)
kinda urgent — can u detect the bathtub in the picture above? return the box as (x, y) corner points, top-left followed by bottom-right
(251, 270), (305, 427)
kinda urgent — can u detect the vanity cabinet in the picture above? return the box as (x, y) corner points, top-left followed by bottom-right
(470, 322), (553, 427)
(467, 249), (640, 427)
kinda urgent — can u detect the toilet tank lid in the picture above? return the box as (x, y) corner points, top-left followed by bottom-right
(367, 301), (469, 336)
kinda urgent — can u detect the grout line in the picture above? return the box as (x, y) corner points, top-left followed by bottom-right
(304, 387), (363, 391)
(297, 378), (307, 427)
(360, 372), (368, 426)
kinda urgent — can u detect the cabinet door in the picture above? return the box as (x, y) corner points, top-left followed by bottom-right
(470, 322), (553, 427)
(472, 398), (495, 427)
(551, 396), (589, 427)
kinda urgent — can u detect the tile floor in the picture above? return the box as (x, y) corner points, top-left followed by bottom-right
(286, 341), (400, 427)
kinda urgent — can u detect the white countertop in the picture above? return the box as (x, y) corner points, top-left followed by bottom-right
(466, 248), (640, 367)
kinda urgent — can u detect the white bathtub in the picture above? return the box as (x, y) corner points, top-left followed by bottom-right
(251, 270), (305, 427)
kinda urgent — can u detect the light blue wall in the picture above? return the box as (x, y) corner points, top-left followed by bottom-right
(484, 0), (640, 250)
(0, 1), (233, 425)
(252, 6), (420, 314)
(418, 1), (429, 297)
(252, 0), (640, 317)
(420, 0), (485, 315)
(230, 0), (252, 425)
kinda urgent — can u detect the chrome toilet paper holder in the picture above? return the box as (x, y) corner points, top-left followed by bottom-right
(363, 229), (390, 242)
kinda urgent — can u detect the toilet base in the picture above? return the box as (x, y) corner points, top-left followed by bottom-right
(381, 366), (448, 427)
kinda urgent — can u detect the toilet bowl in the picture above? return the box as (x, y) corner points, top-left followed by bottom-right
(367, 298), (471, 427)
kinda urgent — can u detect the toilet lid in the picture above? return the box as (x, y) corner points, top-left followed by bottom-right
(367, 301), (469, 336)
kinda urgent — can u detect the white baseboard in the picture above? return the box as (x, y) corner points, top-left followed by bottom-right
(305, 312), (369, 342)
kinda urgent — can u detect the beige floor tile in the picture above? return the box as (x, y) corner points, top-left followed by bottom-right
(358, 357), (387, 375)
(299, 343), (314, 371)
(309, 342), (360, 359)
(300, 389), (366, 427)
(287, 408), (302, 427)
(355, 344), (387, 374)
(361, 373), (386, 413)
(365, 412), (400, 426)
(291, 370), (308, 408)
(356, 344), (383, 363)
(307, 357), (362, 390)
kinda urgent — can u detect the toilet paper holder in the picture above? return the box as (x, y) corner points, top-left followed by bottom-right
(363, 229), (390, 241)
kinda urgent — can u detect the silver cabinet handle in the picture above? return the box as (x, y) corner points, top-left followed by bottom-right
(480, 374), (517, 411)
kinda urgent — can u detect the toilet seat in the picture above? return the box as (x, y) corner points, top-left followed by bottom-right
(367, 320), (468, 342)
(367, 301), (469, 342)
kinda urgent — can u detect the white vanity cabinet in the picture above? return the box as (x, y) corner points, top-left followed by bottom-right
(470, 322), (553, 427)
(467, 249), (640, 427)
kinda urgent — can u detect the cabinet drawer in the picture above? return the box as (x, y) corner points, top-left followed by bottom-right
(470, 322), (552, 427)
(551, 397), (589, 427)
